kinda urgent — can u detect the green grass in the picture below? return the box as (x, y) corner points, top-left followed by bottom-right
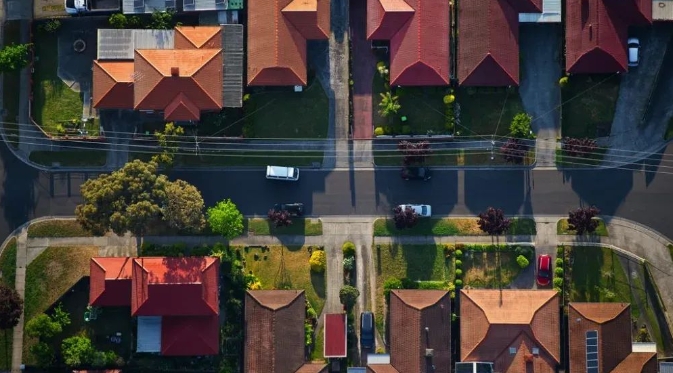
(248, 218), (322, 236)
(561, 74), (620, 138)
(29, 150), (107, 167)
(668, 244), (673, 262)
(373, 218), (537, 236)
(456, 87), (525, 136)
(555, 148), (607, 168)
(462, 248), (524, 288)
(3, 21), (21, 149)
(131, 150), (324, 167)
(249, 81), (329, 139)
(0, 238), (17, 371)
(665, 117), (673, 141)
(27, 220), (94, 238)
(241, 245), (326, 314)
(310, 326), (325, 362)
(557, 218), (608, 236)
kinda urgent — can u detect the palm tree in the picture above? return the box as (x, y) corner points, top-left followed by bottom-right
(378, 92), (401, 118)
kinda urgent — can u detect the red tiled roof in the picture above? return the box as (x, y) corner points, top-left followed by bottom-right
(458, 0), (520, 86)
(324, 313), (347, 358)
(368, 365), (401, 373)
(294, 363), (329, 373)
(366, 0), (414, 40)
(89, 258), (133, 307)
(133, 49), (223, 121)
(161, 316), (219, 356)
(506, 0), (542, 13)
(460, 290), (560, 373)
(247, 0), (330, 86)
(174, 26), (222, 49)
(92, 61), (135, 109)
(131, 257), (219, 316)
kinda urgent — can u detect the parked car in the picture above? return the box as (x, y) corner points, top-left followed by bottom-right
(273, 203), (304, 216)
(397, 204), (432, 217)
(360, 311), (375, 349)
(401, 167), (432, 181)
(537, 254), (552, 286)
(628, 37), (640, 67)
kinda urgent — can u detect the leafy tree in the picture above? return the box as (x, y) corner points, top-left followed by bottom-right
(339, 285), (360, 309)
(61, 336), (95, 367)
(309, 250), (326, 273)
(51, 303), (71, 328)
(30, 342), (54, 368)
(516, 255), (530, 268)
(378, 92), (400, 118)
(567, 206), (601, 234)
(207, 199), (244, 239)
(151, 122), (184, 166)
(397, 140), (432, 165)
(509, 113), (534, 139)
(25, 314), (62, 339)
(561, 137), (598, 158)
(477, 207), (511, 235)
(163, 179), (206, 233)
(108, 13), (128, 28)
(267, 209), (292, 228)
(148, 9), (177, 29)
(0, 43), (31, 73)
(392, 205), (419, 230)
(0, 284), (22, 329)
(500, 139), (528, 164)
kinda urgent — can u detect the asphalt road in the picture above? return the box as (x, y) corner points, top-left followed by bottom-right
(2, 141), (673, 241)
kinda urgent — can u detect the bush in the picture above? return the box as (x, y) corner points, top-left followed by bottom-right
(514, 246), (534, 261)
(455, 259), (462, 268)
(454, 279), (463, 287)
(417, 281), (445, 290)
(510, 113), (534, 139)
(26, 314), (62, 339)
(455, 249), (463, 257)
(309, 250), (326, 273)
(553, 277), (564, 287)
(555, 267), (564, 276)
(559, 76), (569, 87)
(374, 127), (385, 136)
(343, 256), (355, 271)
(555, 258), (564, 267)
(553, 286), (562, 294)
(108, 13), (127, 28)
(342, 241), (355, 257)
(516, 255), (530, 268)
(383, 277), (403, 298)
(42, 19), (61, 33)
(455, 269), (463, 277)
(443, 94), (455, 104)
(445, 102), (455, 133)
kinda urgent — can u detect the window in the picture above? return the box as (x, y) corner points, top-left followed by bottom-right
(586, 330), (599, 373)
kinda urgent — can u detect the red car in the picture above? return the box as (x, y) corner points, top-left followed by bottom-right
(537, 254), (552, 286)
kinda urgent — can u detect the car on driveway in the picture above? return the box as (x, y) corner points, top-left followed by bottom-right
(628, 37), (640, 67)
(360, 311), (375, 349)
(397, 204), (431, 217)
(401, 167), (432, 181)
(536, 254), (552, 286)
(273, 203), (304, 216)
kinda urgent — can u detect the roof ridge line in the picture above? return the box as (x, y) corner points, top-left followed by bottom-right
(191, 51), (225, 109)
(572, 302), (629, 324)
(459, 294), (488, 360)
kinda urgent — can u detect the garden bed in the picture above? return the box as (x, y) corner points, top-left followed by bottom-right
(373, 218), (537, 236)
(561, 74), (620, 138)
(29, 150), (107, 167)
(557, 218), (608, 236)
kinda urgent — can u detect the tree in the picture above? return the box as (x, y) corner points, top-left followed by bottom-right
(163, 179), (206, 233)
(0, 284), (22, 330)
(397, 140), (432, 165)
(339, 285), (360, 309)
(0, 43), (31, 73)
(151, 122), (184, 166)
(30, 342), (54, 368)
(207, 199), (244, 239)
(61, 336), (95, 367)
(509, 113), (534, 139)
(378, 92), (400, 118)
(267, 209), (292, 228)
(516, 255), (530, 268)
(561, 137), (598, 158)
(148, 9), (177, 29)
(108, 13), (127, 28)
(51, 303), (71, 328)
(309, 250), (326, 273)
(500, 139), (528, 164)
(25, 314), (62, 339)
(567, 206), (601, 234)
(477, 207), (511, 235)
(392, 205), (419, 230)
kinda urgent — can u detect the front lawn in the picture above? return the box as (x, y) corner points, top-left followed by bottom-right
(29, 150), (107, 167)
(373, 218), (537, 236)
(557, 218), (608, 236)
(456, 87), (525, 137)
(462, 245), (525, 288)
(27, 220), (94, 238)
(0, 238), (17, 370)
(561, 74), (620, 138)
(3, 21), (21, 148)
(247, 218), (323, 236)
(241, 245), (326, 314)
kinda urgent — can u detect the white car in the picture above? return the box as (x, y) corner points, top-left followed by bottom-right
(628, 37), (640, 67)
(397, 204), (432, 217)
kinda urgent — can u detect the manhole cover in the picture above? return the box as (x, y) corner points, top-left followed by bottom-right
(73, 39), (86, 53)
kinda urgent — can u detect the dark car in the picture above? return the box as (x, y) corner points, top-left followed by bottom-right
(401, 167), (432, 181)
(360, 311), (375, 349)
(537, 254), (552, 286)
(273, 203), (304, 216)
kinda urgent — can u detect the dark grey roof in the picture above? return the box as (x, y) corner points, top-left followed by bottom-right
(221, 24), (243, 108)
(97, 29), (175, 60)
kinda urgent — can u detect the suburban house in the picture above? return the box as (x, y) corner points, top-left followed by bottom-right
(244, 290), (328, 373)
(565, 0), (651, 74)
(368, 290), (451, 373)
(89, 257), (220, 356)
(459, 289), (560, 373)
(247, 0), (330, 86)
(366, 0), (450, 86)
(568, 303), (657, 373)
(93, 25), (243, 120)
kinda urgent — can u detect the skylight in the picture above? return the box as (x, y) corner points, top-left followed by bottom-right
(586, 330), (599, 373)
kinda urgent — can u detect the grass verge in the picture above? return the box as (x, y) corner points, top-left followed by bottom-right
(0, 238), (17, 370)
(3, 21), (21, 149)
(29, 150), (107, 167)
(557, 218), (608, 236)
(456, 87), (525, 136)
(462, 246), (524, 288)
(27, 220), (94, 238)
(373, 218), (536, 236)
(373, 147), (534, 167)
(561, 74), (620, 138)
(131, 149), (324, 167)
(248, 218), (322, 236)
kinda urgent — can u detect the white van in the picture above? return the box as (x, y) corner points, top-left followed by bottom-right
(266, 165), (299, 181)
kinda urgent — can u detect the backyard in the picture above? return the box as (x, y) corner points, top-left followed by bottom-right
(461, 246), (524, 288)
(240, 245), (326, 314)
(373, 217), (537, 236)
(0, 238), (17, 370)
(3, 21), (21, 148)
(561, 74), (621, 138)
(456, 87), (525, 136)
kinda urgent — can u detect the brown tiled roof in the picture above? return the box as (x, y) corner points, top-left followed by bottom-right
(133, 49), (223, 120)
(174, 26), (222, 49)
(366, 0), (414, 40)
(568, 303), (656, 373)
(460, 290), (560, 373)
(367, 365), (400, 373)
(92, 61), (134, 109)
(282, 0), (330, 40)
(244, 290), (307, 373)
(294, 363), (328, 373)
(388, 290), (451, 373)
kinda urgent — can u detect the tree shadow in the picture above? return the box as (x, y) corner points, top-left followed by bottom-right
(563, 168), (633, 219)
(464, 169), (527, 215)
(159, 256), (208, 283)
(0, 141), (38, 237)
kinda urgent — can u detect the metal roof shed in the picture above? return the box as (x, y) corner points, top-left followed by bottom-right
(324, 313), (347, 358)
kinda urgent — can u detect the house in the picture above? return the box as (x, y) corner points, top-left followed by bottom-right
(368, 290), (451, 373)
(565, 0), (651, 74)
(459, 289), (560, 373)
(366, 0), (450, 86)
(247, 0), (330, 86)
(568, 303), (657, 373)
(244, 290), (328, 373)
(122, 0), (176, 14)
(88, 257), (220, 356)
(93, 25), (244, 119)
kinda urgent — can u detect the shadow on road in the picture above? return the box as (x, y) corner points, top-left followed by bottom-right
(0, 141), (38, 237)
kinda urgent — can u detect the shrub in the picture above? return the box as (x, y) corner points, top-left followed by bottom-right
(553, 286), (562, 294)
(443, 94), (455, 104)
(455, 259), (462, 268)
(306, 306), (317, 320)
(418, 281), (445, 290)
(455, 269), (463, 277)
(553, 278), (564, 287)
(555, 267), (564, 276)
(383, 277), (403, 298)
(374, 127), (385, 136)
(559, 76), (569, 87)
(455, 249), (463, 257)
(309, 250), (326, 273)
(516, 255), (530, 269)
(108, 13), (127, 28)
(555, 258), (564, 267)
(42, 19), (61, 33)
(454, 279), (463, 287)
(514, 246), (534, 261)
(343, 256), (355, 271)
(510, 113), (534, 139)
(342, 241), (355, 257)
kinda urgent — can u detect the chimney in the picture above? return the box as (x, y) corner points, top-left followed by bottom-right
(171, 67), (179, 77)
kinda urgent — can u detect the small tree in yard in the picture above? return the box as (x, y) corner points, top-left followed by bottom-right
(393, 205), (419, 230)
(561, 137), (598, 158)
(378, 92), (400, 118)
(509, 113), (535, 139)
(477, 207), (511, 235)
(568, 206), (601, 234)
(500, 139), (528, 164)
(62, 336), (95, 367)
(25, 314), (62, 339)
(398, 140), (432, 165)
(163, 180), (206, 233)
(0, 43), (31, 73)
(309, 250), (326, 273)
(339, 285), (360, 310)
(108, 13), (127, 28)
(0, 284), (22, 370)
(268, 209), (292, 228)
(151, 122), (184, 167)
(207, 199), (244, 239)
(516, 255), (530, 268)
(30, 342), (54, 368)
